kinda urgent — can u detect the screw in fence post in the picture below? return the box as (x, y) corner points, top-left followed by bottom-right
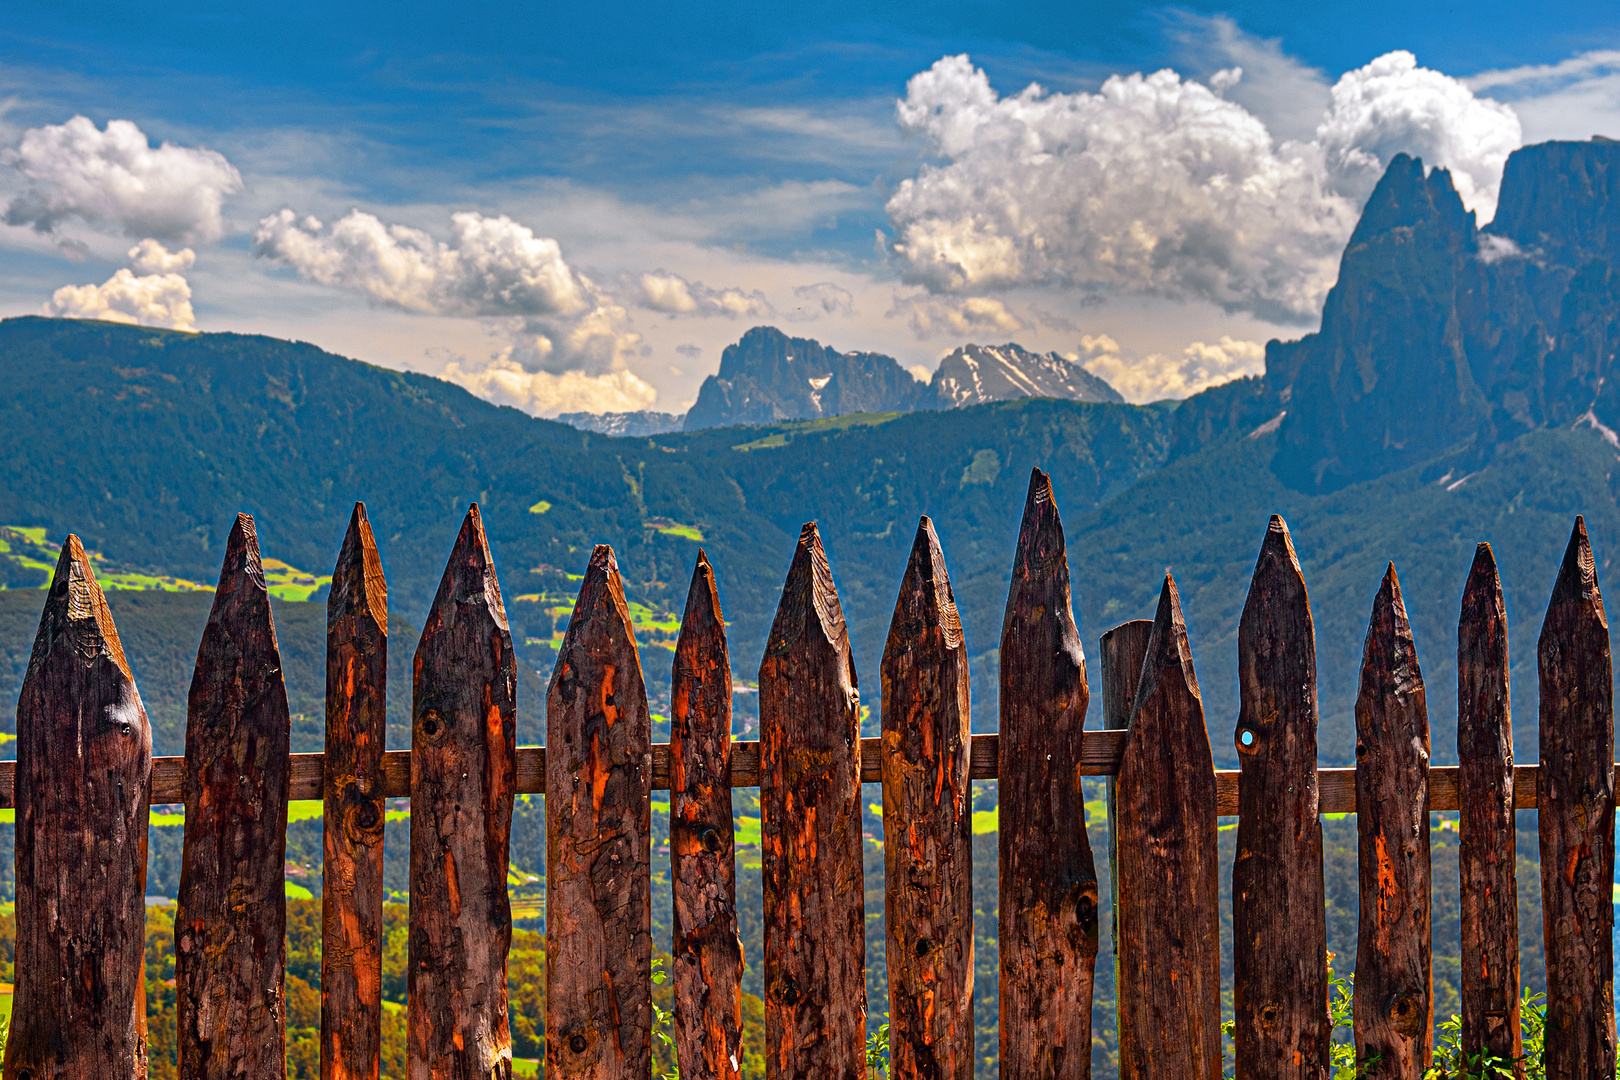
(408, 505), (517, 1079)
(759, 522), (867, 1079)
(1231, 515), (1329, 1079)
(881, 517), (973, 1080)
(1536, 516), (1615, 1080)
(1457, 542), (1522, 1077)
(320, 503), (388, 1080)
(999, 469), (1097, 1080)
(546, 542), (653, 1080)
(670, 550), (743, 1080)
(1352, 563), (1432, 1079)
(5, 536), (152, 1080)
(175, 513), (292, 1080)
(1114, 573), (1220, 1080)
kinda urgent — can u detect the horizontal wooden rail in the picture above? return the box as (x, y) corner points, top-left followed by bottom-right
(0, 731), (1590, 815)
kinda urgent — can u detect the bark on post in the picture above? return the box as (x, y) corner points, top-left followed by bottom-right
(1232, 516), (1329, 1079)
(546, 544), (654, 1080)
(409, 505), (517, 1080)
(1457, 542), (1521, 1075)
(670, 550), (743, 1080)
(1114, 574), (1221, 1080)
(1352, 564), (1432, 1079)
(1537, 516), (1616, 1079)
(322, 503), (389, 1080)
(881, 517), (973, 1080)
(4, 537), (153, 1080)
(1098, 617), (1153, 1016)
(175, 514), (292, 1080)
(999, 468), (1097, 1080)
(759, 523), (866, 1080)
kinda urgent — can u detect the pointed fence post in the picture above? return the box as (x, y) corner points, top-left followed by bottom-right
(546, 544), (654, 1079)
(1114, 574), (1221, 1080)
(759, 523), (866, 1080)
(1352, 564), (1432, 1079)
(1537, 517), (1616, 1079)
(881, 517), (973, 1080)
(4, 537), (153, 1080)
(1457, 542), (1521, 1075)
(321, 503), (389, 1080)
(1232, 516), (1329, 1079)
(175, 513), (292, 1080)
(1099, 617), (1153, 1024)
(999, 468), (1098, 1080)
(409, 504), (517, 1079)
(670, 550), (743, 1080)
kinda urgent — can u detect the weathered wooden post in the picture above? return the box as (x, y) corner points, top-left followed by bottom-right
(760, 523), (866, 1080)
(1352, 564), (1431, 1078)
(1000, 468), (1097, 1080)
(175, 513), (293, 1080)
(322, 503), (389, 1080)
(1114, 573), (1220, 1080)
(1231, 516), (1329, 1079)
(1456, 542), (1521, 1075)
(670, 550), (743, 1080)
(5, 536), (153, 1080)
(546, 543), (654, 1080)
(1098, 616), (1152, 1023)
(1537, 517), (1616, 1079)
(881, 517), (973, 1080)
(409, 505), (517, 1080)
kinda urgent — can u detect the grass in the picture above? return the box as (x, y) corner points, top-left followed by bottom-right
(285, 882), (313, 900)
(528, 500), (552, 514)
(731, 411), (905, 452)
(260, 558), (332, 602)
(643, 518), (704, 542)
(0, 525), (209, 591)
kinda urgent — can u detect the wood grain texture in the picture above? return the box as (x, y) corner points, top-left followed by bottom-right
(880, 518), (973, 1080)
(1352, 564), (1432, 1079)
(174, 514), (292, 1080)
(1537, 516), (1616, 1079)
(4, 537), (152, 1080)
(1097, 617), (1152, 1047)
(409, 505), (517, 1080)
(1231, 516), (1328, 1080)
(1456, 542), (1521, 1076)
(670, 551), (742, 1080)
(999, 468), (1097, 1080)
(1115, 574), (1221, 1080)
(322, 504), (389, 1080)
(546, 544), (654, 1080)
(759, 523), (866, 1080)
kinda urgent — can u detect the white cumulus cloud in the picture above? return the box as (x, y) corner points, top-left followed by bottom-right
(637, 271), (773, 318)
(790, 281), (855, 319)
(888, 292), (1024, 339)
(440, 352), (658, 417)
(253, 208), (591, 318)
(1076, 333), (1264, 401)
(128, 238), (195, 274)
(1467, 50), (1620, 145)
(885, 52), (1524, 324)
(1318, 51), (1522, 219)
(44, 266), (196, 331)
(3, 116), (241, 243)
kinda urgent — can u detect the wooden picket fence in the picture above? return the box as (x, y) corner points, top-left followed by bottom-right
(2, 466), (1615, 1080)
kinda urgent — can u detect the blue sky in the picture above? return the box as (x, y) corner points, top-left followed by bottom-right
(2, 0), (1617, 413)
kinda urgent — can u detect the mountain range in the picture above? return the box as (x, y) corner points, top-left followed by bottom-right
(0, 137), (1617, 1080)
(0, 137), (1616, 768)
(584, 328), (1125, 434)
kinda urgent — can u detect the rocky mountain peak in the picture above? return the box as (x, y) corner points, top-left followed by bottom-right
(925, 342), (1123, 408)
